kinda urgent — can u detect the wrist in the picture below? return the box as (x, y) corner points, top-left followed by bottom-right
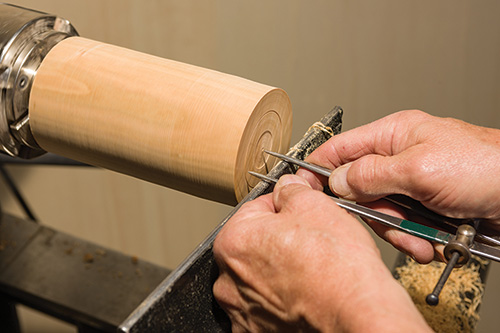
(334, 265), (431, 332)
(290, 250), (431, 332)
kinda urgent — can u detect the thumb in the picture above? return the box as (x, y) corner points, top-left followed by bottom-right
(329, 154), (410, 202)
(272, 174), (315, 213)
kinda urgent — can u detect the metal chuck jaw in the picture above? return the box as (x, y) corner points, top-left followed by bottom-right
(0, 3), (77, 158)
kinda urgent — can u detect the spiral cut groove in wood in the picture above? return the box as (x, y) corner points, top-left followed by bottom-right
(29, 37), (292, 205)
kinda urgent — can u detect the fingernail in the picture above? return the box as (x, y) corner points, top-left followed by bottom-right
(276, 174), (311, 189)
(330, 164), (352, 198)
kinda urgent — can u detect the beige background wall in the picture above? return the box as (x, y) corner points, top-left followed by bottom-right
(1, 1), (499, 331)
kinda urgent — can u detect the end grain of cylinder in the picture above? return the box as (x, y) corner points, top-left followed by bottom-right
(29, 37), (292, 205)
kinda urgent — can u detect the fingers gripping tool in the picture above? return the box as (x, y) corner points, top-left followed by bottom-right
(251, 150), (500, 306)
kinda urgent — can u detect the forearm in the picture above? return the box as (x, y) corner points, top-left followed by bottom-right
(302, 257), (431, 332)
(335, 276), (431, 332)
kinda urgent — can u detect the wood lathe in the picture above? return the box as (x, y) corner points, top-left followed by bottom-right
(0, 4), (489, 333)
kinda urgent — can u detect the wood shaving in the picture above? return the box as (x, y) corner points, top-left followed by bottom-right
(395, 256), (488, 332)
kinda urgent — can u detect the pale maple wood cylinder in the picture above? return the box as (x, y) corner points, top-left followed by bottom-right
(29, 37), (292, 205)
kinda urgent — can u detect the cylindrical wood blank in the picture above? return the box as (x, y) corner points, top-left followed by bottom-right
(29, 37), (292, 205)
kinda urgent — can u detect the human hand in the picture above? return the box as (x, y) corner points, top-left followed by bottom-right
(298, 110), (500, 263)
(213, 175), (430, 332)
